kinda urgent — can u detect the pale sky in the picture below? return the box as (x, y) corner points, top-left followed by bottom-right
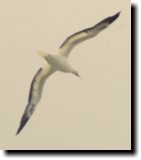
(0, 0), (130, 150)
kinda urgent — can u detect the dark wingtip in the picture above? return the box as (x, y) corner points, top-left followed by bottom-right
(108, 11), (121, 24)
(16, 128), (21, 135)
(16, 124), (25, 136)
(115, 11), (121, 18)
(16, 115), (29, 135)
(95, 11), (121, 28)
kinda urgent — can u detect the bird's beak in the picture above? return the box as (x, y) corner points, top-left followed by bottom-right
(75, 73), (82, 79)
(36, 50), (48, 59)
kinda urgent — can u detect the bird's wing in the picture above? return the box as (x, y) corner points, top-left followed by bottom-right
(16, 65), (55, 135)
(59, 12), (120, 57)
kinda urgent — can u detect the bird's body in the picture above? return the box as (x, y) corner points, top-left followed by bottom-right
(46, 54), (77, 74)
(16, 12), (120, 135)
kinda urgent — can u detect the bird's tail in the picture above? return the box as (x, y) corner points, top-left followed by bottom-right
(36, 50), (48, 60)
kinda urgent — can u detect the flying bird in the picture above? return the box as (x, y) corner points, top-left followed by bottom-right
(16, 12), (120, 135)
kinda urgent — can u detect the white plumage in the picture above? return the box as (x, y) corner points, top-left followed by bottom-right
(16, 12), (120, 135)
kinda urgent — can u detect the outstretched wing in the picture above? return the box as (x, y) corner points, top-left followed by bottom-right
(16, 65), (55, 135)
(59, 12), (120, 57)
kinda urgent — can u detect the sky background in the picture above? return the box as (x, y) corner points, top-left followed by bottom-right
(0, 0), (130, 150)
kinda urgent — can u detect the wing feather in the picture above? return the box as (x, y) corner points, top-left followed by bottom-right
(16, 65), (55, 135)
(59, 12), (120, 57)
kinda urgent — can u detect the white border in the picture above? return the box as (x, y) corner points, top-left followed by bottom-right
(0, 0), (139, 159)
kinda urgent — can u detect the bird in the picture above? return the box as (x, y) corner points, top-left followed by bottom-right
(16, 12), (120, 135)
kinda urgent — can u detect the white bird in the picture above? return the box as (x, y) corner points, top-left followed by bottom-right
(16, 12), (120, 135)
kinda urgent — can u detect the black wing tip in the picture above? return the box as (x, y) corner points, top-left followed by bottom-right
(16, 124), (24, 135)
(16, 127), (21, 135)
(108, 11), (121, 24)
(114, 11), (121, 18)
(16, 116), (29, 135)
